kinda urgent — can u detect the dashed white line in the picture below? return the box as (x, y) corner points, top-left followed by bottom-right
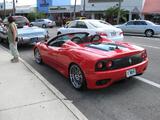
(135, 76), (160, 89)
(137, 44), (160, 49)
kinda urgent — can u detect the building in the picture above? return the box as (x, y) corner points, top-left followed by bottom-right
(81, 0), (145, 20)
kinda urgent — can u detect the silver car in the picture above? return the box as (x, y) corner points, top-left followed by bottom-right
(115, 20), (160, 37)
(30, 19), (56, 28)
(0, 26), (49, 45)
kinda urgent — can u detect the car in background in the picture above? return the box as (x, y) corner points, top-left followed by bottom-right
(65, 17), (86, 25)
(30, 19), (56, 28)
(57, 19), (124, 41)
(0, 25), (49, 45)
(34, 32), (148, 90)
(3, 16), (30, 28)
(115, 20), (160, 37)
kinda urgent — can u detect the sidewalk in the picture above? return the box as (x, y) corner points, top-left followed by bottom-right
(0, 46), (87, 120)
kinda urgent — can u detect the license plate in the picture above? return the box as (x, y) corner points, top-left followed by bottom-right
(31, 37), (38, 43)
(126, 68), (136, 78)
(111, 32), (116, 36)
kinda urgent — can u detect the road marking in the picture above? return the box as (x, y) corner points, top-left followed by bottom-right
(137, 44), (160, 49)
(135, 76), (160, 89)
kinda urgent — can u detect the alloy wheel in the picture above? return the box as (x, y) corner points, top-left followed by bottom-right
(69, 64), (86, 90)
(34, 48), (42, 64)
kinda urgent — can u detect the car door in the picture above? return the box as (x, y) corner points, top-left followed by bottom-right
(63, 21), (78, 34)
(75, 21), (88, 32)
(133, 21), (147, 33)
(33, 19), (39, 26)
(123, 21), (135, 33)
(47, 35), (69, 72)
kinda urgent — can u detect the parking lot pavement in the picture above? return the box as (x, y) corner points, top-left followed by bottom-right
(0, 45), (88, 120)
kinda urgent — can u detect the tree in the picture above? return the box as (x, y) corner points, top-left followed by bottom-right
(105, 6), (129, 24)
(27, 12), (46, 22)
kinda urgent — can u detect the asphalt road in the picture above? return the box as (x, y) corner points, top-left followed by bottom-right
(1, 28), (160, 120)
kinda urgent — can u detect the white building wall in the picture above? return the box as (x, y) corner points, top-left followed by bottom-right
(82, 0), (145, 20)
(82, 0), (144, 12)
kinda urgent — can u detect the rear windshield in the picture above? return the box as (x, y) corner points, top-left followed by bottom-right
(88, 20), (111, 28)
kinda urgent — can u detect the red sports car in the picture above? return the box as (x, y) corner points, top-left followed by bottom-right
(34, 32), (148, 90)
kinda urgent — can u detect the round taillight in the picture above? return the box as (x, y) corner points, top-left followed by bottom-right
(106, 61), (112, 68)
(97, 62), (103, 69)
(141, 50), (147, 60)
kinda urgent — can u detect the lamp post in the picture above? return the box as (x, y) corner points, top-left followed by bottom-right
(82, 0), (85, 17)
(73, 0), (77, 20)
(117, 0), (121, 24)
(4, 0), (6, 18)
(13, 0), (17, 15)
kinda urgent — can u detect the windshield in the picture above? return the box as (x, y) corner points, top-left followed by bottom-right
(88, 20), (111, 28)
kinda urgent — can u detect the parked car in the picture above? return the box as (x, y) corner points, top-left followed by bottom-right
(57, 19), (124, 41)
(65, 17), (86, 25)
(115, 20), (160, 37)
(30, 19), (56, 28)
(3, 16), (30, 28)
(34, 32), (148, 90)
(0, 26), (49, 45)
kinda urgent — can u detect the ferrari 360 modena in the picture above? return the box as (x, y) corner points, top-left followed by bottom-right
(34, 32), (148, 90)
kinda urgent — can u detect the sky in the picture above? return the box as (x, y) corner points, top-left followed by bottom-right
(0, 0), (81, 6)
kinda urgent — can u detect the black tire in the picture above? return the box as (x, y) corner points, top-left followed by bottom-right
(30, 24), (33, 27)
(34, 48), (43, 64)
(42, 24), (47, 28)
(57, 32), (61, 35)
(145, 29), (154, 37)
(69, 64), (87, 90)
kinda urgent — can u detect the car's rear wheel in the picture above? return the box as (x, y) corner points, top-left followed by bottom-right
(42, 24), (47, 28)
(69, 64), (87, 90)
(57, 32), (61, 35)
(34, 48), (43, 64)
(145, 29), (154, 37)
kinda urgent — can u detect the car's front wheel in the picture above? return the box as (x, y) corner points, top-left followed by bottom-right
(145, 29), (154, 37)
(69, 64), (87, 90)
(34, 48), (43, 64)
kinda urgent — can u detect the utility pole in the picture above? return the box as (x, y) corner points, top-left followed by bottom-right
(117, 0), (121, 24)
(13, 0), (16, 15)
(73, 0), (77, 20)
(82, 0), (85, 17)
(4, 0), (6, 18)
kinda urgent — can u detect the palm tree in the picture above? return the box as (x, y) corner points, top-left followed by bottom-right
(105, 6), (129, 24)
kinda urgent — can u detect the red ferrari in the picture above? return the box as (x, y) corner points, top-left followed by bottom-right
(34, 32), (148, 90)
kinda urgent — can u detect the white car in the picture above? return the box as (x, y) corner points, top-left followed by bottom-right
(57, 19), (124, 41)
(115, 20), (160, 37)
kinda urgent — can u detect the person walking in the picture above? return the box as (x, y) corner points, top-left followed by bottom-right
(7, 16), (19, 63)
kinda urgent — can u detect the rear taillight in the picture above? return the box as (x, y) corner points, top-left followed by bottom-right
(119, 32), (123, 35)
(106, 61), (112, 69)
(95, 60), (112, 71)
(141, 50), (147, 60)
(26, 22), (30, 26)
(96, 32), (108, 36)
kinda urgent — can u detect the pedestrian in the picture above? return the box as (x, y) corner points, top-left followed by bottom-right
(7, 16), (19, 63)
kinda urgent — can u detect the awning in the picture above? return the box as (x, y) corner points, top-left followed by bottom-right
(142, 0), (160, 14)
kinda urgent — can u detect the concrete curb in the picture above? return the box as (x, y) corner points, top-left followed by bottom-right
(0, 45), (88, 120)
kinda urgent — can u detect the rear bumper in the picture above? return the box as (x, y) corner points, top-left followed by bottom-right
(18, 36), (46, 45)
(85, 59), (148, 89)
